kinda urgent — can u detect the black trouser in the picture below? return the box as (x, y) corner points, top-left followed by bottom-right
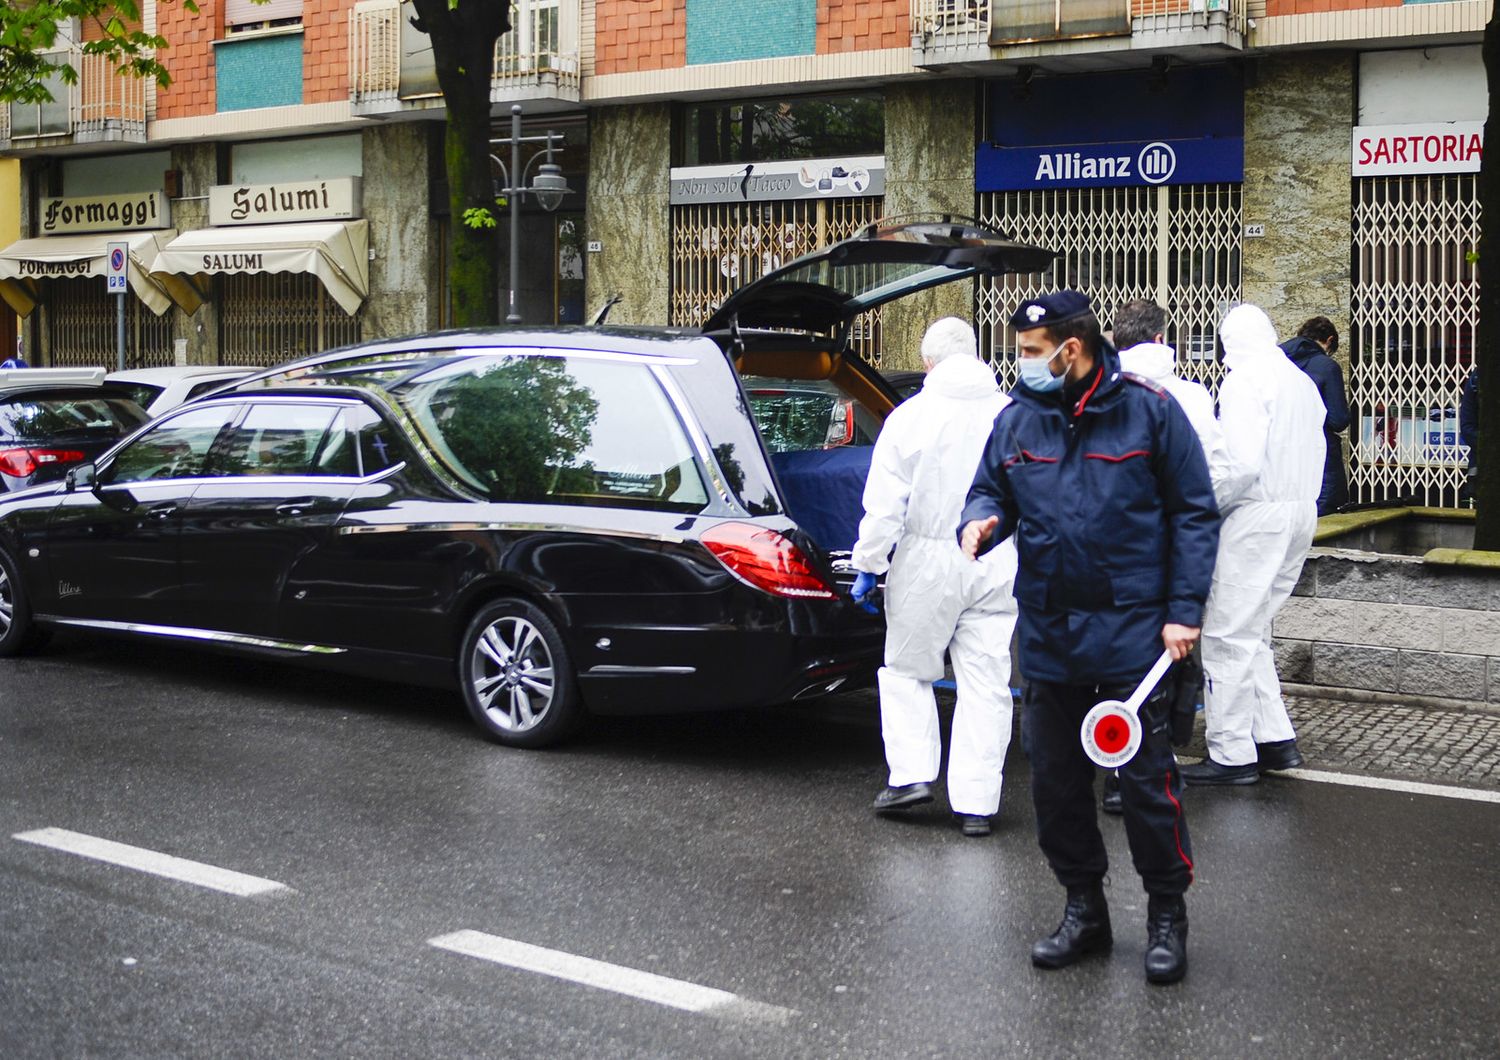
(1026, 679), (1194, 897)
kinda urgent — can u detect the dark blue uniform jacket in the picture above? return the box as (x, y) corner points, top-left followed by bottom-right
(1281, 336), (1351, 513)
(958, 345), (1220, 685)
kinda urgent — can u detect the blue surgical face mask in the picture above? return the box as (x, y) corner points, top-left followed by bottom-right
(1018, 343), (1065, 393)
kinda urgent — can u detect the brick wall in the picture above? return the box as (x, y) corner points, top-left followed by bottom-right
(595, 0), (686, 75)
(1265, 0), (1400, 14)
(817, 0), (907, 53)
(304, 0), (354, 104)
(157, 0), (220, 119)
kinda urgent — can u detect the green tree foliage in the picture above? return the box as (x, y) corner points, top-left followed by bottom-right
(0, 1), (196, 103)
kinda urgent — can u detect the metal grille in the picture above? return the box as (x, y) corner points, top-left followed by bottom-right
(669, 197), (885, 366)
(220, 273), (362, 367)
(976, 183), (1241, 390)
(1349, 174), (1478, 509)
(45, 277), (173, 368)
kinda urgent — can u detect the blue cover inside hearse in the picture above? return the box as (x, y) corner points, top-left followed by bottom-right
(770, 445), (873, 555)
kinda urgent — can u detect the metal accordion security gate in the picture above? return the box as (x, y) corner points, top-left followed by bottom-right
(975, 184), (1242, 392)
(1349, 173), (1478, 509)
(45, 276), (174, 368)
(668, 197), (885, 367)
(219, 272), (362, 368)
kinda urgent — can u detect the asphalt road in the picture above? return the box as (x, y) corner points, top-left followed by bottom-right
(4, 632), (1499, 1059)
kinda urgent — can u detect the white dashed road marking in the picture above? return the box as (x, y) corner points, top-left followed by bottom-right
(429, 930), (794, 1025)
(1278, 768), (1500, 805)
(13, 828), (291, 896)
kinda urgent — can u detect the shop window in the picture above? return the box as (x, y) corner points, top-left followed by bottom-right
(219, 272), (361, 367)
(1349, 173), (1479, 510)
(677, 94), (883, 167)
(669, 196), (885, 366)
(45, 276), (174, 369)
(976, 184), (1242, 395)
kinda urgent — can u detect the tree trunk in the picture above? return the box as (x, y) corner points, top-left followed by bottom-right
(1477, 13), (1500, 547)
(410, 0), (508, 328)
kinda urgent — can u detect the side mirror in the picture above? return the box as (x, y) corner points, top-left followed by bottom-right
(65, 464), (96, 492)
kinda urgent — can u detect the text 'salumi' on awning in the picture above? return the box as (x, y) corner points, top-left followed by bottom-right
(150, 220), (370, 315)
(0, 230), (190, 317)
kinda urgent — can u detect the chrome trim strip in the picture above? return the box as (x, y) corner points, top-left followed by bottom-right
(92, 462), (406, 492)
(38, 616), (348, 654)
(586, 665), (697, 675)
(336, 520), (687, 543)
(445, 346), (697, 366)
(649, 363), (738, 511)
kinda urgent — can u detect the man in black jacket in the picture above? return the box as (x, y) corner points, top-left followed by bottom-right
(958, 291), (1220, 985)
(1280, 316), (1350, 515)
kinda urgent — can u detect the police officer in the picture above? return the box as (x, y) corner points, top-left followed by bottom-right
(958, 292), (1220, 985)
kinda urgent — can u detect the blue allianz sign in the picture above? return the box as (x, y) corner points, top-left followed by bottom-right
(977, 137), (1244, 192)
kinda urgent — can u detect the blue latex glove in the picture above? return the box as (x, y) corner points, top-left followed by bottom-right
(850, 571), (879, 614)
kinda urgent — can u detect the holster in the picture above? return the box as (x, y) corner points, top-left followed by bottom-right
(1170, 652), (1204, 747)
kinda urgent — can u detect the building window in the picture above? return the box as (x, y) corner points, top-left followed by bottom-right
(676, 94), (884, 167)
(226, 0), (304, 33)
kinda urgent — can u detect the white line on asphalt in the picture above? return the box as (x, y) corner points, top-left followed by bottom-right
(1278, 769), (1500, 805)
(12, 828), (291, 896)
(428, 930), (794, 1025)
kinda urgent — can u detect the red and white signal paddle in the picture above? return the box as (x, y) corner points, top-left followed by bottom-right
(1080, 650), (1175, 769)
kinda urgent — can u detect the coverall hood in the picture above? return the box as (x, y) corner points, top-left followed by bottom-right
(922, 351), (1000, 400)
(1116, 342), (1178, 383)
(1219, 304), (1283, 370)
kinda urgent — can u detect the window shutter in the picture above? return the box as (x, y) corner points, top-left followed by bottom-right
(226, 0), (304, 26)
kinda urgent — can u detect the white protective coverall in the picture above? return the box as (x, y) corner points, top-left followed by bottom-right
(1201, 305), (1327, 767)
(1117, 341), (1229, 487)
(852, 326), (1019, 815)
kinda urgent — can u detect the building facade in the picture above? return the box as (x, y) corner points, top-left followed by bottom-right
(0, 0), (1491, 506)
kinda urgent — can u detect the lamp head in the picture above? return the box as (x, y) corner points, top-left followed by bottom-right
(532, 162), (570, 212)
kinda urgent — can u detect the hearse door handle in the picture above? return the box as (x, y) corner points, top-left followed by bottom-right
(145, 502), (178, 520)
(275, 497), (318, 517)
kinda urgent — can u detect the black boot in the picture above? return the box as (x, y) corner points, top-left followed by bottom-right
(1100, 771), (1123, 816)
(1144, 894), (1189, 984)
(1031, 884), (1112, 969)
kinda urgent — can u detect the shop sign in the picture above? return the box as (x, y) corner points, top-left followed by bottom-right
(209, 177), (363, 227)
(669, 157), (884, 205)
(39, 192), (170, 235)
(1352, 121), (1483, 177)
(977, 138), (1243, 192)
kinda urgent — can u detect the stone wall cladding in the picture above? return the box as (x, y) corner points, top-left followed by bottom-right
(595, 0), (686, 75)
(1275, 549), (1500, 706)
(157, 0), (220, 119)
(817, 0), (908, 54)
(585, 104), (672, 326)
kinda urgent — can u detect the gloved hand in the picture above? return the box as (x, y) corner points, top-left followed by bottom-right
(850, 571), (880, 614)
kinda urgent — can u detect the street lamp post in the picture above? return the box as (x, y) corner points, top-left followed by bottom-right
(490, 103), (573, 325)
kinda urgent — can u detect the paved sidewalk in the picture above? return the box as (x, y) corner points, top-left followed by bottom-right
(1181, 694), (1500, 791)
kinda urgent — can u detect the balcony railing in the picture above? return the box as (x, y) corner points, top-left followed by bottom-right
(2, 48), (146, 145)
(912, 0), (1245, 58)
(350, 0), (579, 110)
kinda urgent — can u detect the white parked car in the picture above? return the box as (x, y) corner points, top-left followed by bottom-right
(105, 366), (257, 417)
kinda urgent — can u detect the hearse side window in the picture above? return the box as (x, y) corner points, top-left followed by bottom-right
(348, 404), (405, 476)
(396, 354), (710, 512)
(213, 404), (340, 477)
(104, 405), (239, 484)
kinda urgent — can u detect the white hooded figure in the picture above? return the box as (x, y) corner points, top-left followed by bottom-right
(1111, 299), (1229, 489)
(852, 317), (1018, 828)
(1188, 303), (1326, 783)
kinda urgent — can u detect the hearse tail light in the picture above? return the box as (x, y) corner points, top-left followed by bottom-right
(0, 448), (86, 478)
(700, 522), (837, 600)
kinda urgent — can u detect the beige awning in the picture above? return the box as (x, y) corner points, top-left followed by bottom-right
(151, 219), (370, 315)
(0, 230), (184, 317)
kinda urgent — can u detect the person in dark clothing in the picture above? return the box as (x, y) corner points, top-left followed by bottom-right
(1460, 367), (1479, 489)
(1280, 316), (1350, 515)
(958, 291), (1220, 985)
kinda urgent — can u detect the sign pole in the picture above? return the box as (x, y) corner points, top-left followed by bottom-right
(105, 241), (129, 371)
